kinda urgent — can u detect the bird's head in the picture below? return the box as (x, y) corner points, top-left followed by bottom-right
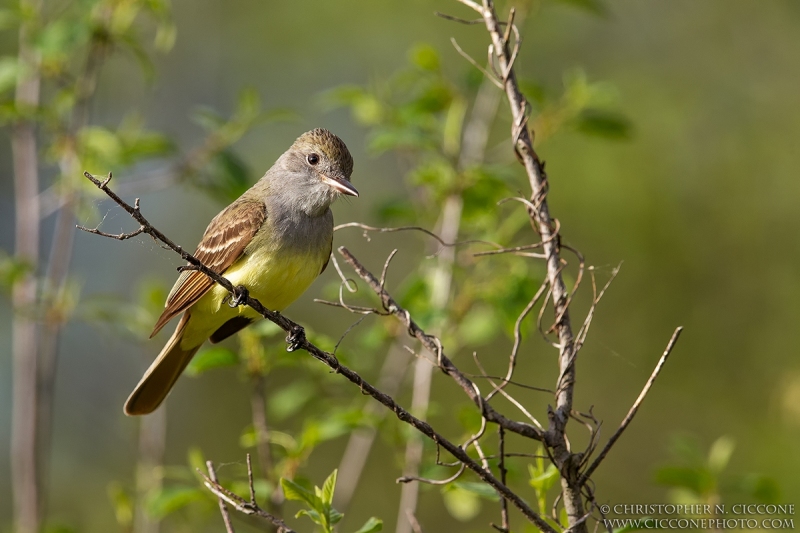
(272, 128), (357, 216)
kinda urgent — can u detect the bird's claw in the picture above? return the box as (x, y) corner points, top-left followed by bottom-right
(286, 325), (306, 352)
(227, 285), (249, 308)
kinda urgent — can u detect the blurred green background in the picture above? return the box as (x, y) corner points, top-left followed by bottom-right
(2, 0), (800, 531)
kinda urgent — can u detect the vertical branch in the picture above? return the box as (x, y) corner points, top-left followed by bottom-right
(37, 23), (109, 512)
(396, 195), (462, 533)
(396, 67), (501, 533)
(134, 404), (167, 533)
(496, 426), (509, 532)
(207, 461), (236, 533)
(452, 0), (587, 529)
(335, 339), (412, 510)
(11, 1), (43, 531)
(251, 374), (284, 530)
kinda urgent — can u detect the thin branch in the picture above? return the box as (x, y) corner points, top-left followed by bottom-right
(579, 327), (683, 485)
(473, 242), (544, 257)
(406, 510), (424, 533)
(434, 11), (484, 25)
(200, 455), (294, 533)
(465, 373), (552, 393)
(497, 426), (509, 532)
(334, 221), (495, 250)
(472, 352), (544, 430)
(574, 265), (619, 350)
(450, 37), (502, 88)
(486, 278), (548, 401)
(397, 463), (466, 485)
(206, 461), (236, 533)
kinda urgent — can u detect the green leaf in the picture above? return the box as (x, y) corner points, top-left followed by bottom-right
(453, 481), (500, 501)
(235, 86), (262, 122)
(146, 486), (204, 518)
(281, 477), (322, 512)
(0, 252), (33, 291)
(737, 473), (780, 503)
(154, 22), (177, 52)
(528, 462), (559, 493)
(707, 435), (735, 474)
(185, 346), (238, 376)
(442, 483), (481, 522)
(321, 469), (338, 506)
(653, 466), (713, 494)
(198, 148), (253, 203)
(296, 508), (324, 525)
(0, 57), (19, 93)
(353, 517), (383, 533)
(107, 481), (133, 526)
(575, 109), (632, 139)
(78, 126), (122, 167)
(268, 381), (315, 421)
(187, 447), (207, 479)
(457, 305), (500, 345)
(410, 43), (440, 72)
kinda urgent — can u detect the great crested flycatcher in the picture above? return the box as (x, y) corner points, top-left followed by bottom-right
(124, 128), (358, 416)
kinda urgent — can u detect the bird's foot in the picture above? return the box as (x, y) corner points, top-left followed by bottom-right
(286, 324), (306, 352)
(227, 285), (249, 308)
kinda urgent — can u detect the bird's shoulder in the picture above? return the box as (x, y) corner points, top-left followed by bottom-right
(195, 198), (267, 265)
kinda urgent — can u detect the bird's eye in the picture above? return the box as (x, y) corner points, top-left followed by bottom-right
(307, 153), (320, 166)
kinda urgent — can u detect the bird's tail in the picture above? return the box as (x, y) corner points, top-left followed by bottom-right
(124, 313), (200, 416)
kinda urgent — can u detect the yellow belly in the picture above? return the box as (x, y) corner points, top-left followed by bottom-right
(180, 245), (326, 348)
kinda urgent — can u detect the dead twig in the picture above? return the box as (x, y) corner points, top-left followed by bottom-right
(206, 461), (236, 533)
(200, 454), (294, 533)
(579, 327), (683, 485)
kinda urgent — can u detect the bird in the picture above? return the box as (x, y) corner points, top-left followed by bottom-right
(124, 128), (358, 415)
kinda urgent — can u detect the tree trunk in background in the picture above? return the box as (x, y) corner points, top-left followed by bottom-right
(134, 405), (167, 533)
(394, 69), (500, 533)
(395, 195), (462, 533)
(11, 1), (42, 531)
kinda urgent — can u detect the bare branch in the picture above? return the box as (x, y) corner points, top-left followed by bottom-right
(434, 11), (484, 25)
(496, 426), (509, 533)
(199, 455), (294, 533)
(450, 37), (503, 88)
(579, 327), (683, 485)
(487, 279), (548, 401)
(397, 463), (466, 485)
(206, 461), (236, 533)
(334, 221), (496, 250)
(454, 0), (484, 13)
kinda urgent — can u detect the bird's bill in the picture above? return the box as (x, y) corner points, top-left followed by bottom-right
(321, 175), (359, 197)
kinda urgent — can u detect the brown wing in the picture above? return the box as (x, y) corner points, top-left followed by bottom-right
(150, 199), (267, 337)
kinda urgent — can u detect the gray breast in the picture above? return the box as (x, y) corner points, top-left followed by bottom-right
(272, 206), (333, 259)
